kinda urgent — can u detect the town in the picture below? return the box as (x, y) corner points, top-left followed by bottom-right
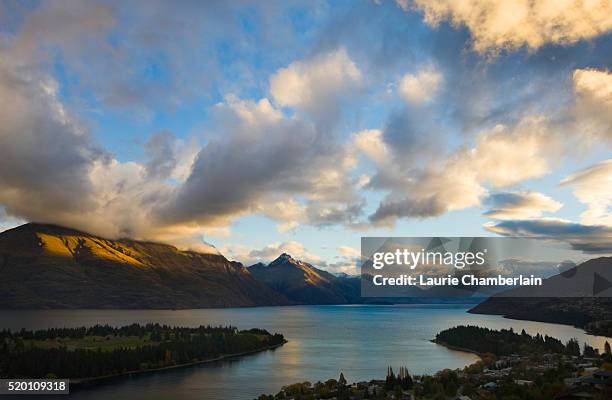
(256, 326), (612, 400)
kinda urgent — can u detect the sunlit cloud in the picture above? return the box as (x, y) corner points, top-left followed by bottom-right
(561, 159), (612, 226)
(398, 65), (443, 104)
(0, 0), (610, 263)
(573, 68), (612, 144)
(410, 0), (612, 55)
(484, 191), (563, 220)
(367, 115), (562, 226)
(270, 47), (362, 122)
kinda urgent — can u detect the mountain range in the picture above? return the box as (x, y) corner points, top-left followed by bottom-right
(248, 253), (360, 304)
(0, 223), (357, 309)
(469, 257), (612, 336)
(2, 222), (611, 333)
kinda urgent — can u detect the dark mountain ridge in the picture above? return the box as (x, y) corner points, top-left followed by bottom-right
(469, 257), (612, 336)
(248, 253), (360, 304)
(0, 223), (288, 309)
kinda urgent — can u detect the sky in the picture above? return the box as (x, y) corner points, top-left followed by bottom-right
(0, 0), (611, 273)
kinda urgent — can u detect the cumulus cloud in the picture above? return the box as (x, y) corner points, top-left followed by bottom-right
(0, 4), (370, 247)
(1, 0), (610, 263)
(0, 55), (203, 245)
(0, 56), (102, 224)
(0, 34), (203, 244)
(157, 94), (362, 230)
(573, 68), (612, 143)
(398, 65), (443, 104)
(484, 191), (563, 220)
(561, 159), (612, 226)
(411, 0), (612, 55)
(352, 129), (390, 165)
(269, 48), (362, 121)
(151, 47), (367, 235)
(0, 2), (243, 247)
(453, 117), (558, 187)
(368, 115), (561, 225)
(256, 199), (307, 233)
(0, 23), (366, 247)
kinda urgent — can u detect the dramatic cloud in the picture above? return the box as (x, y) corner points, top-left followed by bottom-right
(0, 56), (102, 224)
(157, 94), (361, 231)
(573, 68), (612, 143)
(411, 0), (612, 55)
(398, 65), (443, 104)
(368, 115), (561, 225)
(484, 191), (563, 220)
(0, 55), (195, 244)
(1, 0), (610, 262)
(0, 24), (365, 246)
(561, 159), (612, 226)
(0, 30), (204, 244)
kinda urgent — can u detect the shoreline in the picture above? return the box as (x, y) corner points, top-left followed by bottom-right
(70, 340), (287, 388)
(0, 301), (482, 311)
(430, 339), (485, 358)
(497, 315), (612, 339)
(468, 310), (612, 339)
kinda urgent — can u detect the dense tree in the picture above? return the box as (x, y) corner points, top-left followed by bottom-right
(0, 324), (285, 379)
(583, 342), (598, 357)
(435, 325), (589, 357)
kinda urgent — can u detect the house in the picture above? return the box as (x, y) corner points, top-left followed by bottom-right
(592, 369), (612, 382)
(483, 382), (497, 391)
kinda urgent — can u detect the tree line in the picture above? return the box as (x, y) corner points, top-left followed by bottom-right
(0, 323), (285, 379)
(435, 325), (599, 356)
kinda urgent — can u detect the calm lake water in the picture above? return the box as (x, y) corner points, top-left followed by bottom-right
(1, 304), (609, 400)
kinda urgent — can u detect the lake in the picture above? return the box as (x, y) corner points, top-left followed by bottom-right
(1, 304), (609, 400)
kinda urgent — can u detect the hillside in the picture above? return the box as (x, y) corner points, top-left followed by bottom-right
(0, 223), (288, 309)
(249, 253), (360, 304)
(469, 257), (612, 336)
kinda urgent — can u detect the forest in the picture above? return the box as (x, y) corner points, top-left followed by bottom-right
(434, 325), (602, 357)
(0, 323), (285, 379)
